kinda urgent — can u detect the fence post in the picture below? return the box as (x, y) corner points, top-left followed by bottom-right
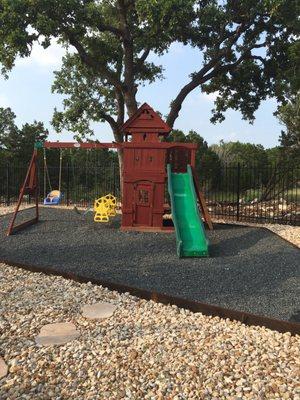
(236, 163), (241, 222)
(66, 162), (70, 206)
(6, 163), (10, 206)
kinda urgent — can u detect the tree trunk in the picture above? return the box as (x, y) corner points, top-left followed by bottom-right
(124, 90), (138, 117)
(111, 125), (124, 201)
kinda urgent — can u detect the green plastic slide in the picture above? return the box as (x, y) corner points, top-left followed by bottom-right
(167, 164), (209, 257)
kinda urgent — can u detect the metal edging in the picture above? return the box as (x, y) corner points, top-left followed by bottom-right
(0, 259), (299, 336)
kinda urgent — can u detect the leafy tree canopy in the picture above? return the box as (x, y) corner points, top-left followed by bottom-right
(0, 0), (298, 143)
(210, 140), (268, 166)
(0, 107), (18, 146)
(165, 129), (187, 143)
(278, 94), (300, 151)
(265, 146), (281, 164)
(0, 107), (48, 163)
(166, 128), (221, 181)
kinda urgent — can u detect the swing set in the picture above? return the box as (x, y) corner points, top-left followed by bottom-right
(7, 140), (120, 235)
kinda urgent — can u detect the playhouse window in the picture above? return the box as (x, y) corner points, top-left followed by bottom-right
(139, 189), (149, 204)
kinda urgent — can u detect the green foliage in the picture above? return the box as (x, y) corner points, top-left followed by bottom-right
(184, 130), (221, 185)
(209, 138), (300, 199)
(278, 95), (300, 152)
(0, 0), (298, 141)
(265, 146), (282, 164)
(166, 128), (221, 187)
(165, 129), (187, 143)
(0, 107), (18, 147)
(55, 148), (120, 198)
(198, 0), (300, 124)
(0, 107), (48, 163)
(51, 54), (120, 140)
(210, 140), (268, 166)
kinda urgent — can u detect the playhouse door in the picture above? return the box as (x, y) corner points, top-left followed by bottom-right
(133, 183), (153, 227)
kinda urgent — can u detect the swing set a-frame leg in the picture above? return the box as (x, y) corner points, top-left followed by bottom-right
(7, 149), (40, 236)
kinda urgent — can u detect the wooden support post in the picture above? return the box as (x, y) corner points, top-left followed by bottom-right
(7, 149), (40, 236)
(192, 167), (213, 230)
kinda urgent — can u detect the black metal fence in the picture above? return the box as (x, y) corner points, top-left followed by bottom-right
(200, 163), (299, 226)
(0, 159), (121, 208)
(0, 161), (299, 226)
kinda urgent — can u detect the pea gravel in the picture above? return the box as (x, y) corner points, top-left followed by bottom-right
(1, 205), (298, 246)
(0, 263), (300, 400)
(0, 208), (299, 322)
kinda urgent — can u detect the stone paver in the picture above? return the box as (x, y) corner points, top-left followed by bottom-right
(0, 357), (8, 379)
(35, 322), (80, 346)
(81, 302), (117, 319)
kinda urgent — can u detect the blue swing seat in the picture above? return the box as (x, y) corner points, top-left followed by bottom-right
(43, 190), (62, 205)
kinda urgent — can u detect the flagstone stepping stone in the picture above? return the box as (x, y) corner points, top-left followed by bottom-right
(81, 302), (117, 320)
(35, 322), (80, 346)
(0, 357), (8, 378)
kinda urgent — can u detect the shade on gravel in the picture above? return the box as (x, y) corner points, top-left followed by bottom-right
(0, 208), (299, 322)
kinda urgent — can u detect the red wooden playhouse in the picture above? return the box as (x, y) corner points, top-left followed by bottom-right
(121, 103), (211, 234)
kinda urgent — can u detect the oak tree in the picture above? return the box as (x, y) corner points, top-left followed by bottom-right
(0, 0), (298, 169)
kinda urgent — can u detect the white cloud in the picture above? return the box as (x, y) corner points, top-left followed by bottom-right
(186, 90), (219, 106)
(0, 94), (9, 107)
(200, 91), (219, 102)
(16, 40), (66, 69)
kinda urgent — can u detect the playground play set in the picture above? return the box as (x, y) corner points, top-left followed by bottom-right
(7, 103), (212, 257)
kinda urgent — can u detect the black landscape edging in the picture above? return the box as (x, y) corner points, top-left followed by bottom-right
(1, 258), (299, 336)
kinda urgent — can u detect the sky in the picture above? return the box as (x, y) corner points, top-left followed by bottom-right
(0, 41), (282, 149)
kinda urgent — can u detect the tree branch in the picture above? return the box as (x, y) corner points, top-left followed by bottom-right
(65, 30), (123, 90)
(98, 109), (119, 133)
(166, 47), (257, 127)
(251, 55), (267, 65)
(252, 41), (267, 49)
(117, 0), (137, 115)
(166, 10), (268, 128)
(133, 47), (151, 74)
(138, 48), (151, 64)
(96, 22), (124, 38)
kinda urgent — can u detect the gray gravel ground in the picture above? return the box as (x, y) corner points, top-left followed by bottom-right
(0, 208), (299, 322)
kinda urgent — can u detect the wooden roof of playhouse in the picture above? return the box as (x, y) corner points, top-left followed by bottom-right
(121, 103), (171, 140)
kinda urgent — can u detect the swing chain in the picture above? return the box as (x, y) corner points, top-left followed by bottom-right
(43, 148), (63, 193)
(43, 148), (52, 193)
(58, 148), (63, 192)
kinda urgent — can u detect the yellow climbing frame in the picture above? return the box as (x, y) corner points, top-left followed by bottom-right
(94, 194), (117, 222)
